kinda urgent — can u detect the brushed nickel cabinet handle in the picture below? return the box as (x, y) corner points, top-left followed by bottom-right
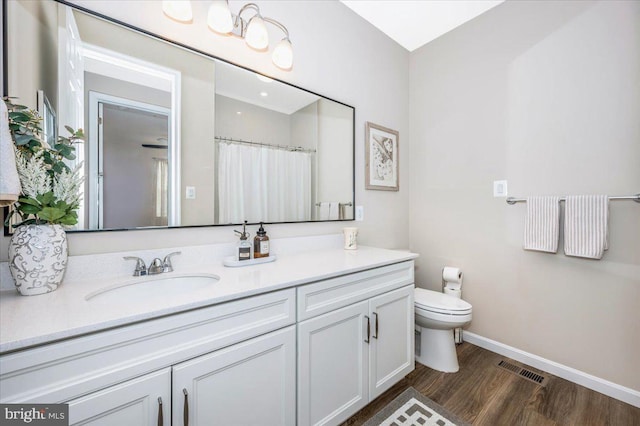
(373, 312), (379, 339)
(183, 388), (189, 426)
(364, 315), (370, 343)
(157, 397), (163, 426)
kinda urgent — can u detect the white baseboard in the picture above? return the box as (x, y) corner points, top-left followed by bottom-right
(463, 331), (640, 408)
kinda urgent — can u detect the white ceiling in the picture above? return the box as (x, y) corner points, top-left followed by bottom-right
(216, 60), (320, 115)
(340, 0), (505, 52)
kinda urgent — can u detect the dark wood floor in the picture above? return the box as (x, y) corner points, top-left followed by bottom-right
(343, 343), (640, 426)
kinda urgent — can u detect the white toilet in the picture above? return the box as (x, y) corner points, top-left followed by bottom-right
(414, 288), (472, 373)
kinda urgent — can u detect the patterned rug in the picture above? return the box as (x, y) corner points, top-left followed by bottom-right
(363, 388), (470, 426)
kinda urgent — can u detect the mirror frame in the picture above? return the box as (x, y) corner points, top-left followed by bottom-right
(2, 0), (356, 235)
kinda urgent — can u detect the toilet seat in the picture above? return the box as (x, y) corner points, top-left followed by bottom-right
(415, 288), (472, 315)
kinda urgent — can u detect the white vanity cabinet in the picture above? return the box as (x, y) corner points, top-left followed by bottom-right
(0, 254), (416, 426)
(297, 261), (415, 426)
(65, 326), (296, 426)
(298, 301), (370, 426)
(368, 286), (415, 399)
(0, 288), (296, 426)
(172, 326), (296, 426)
(66, 368), (171, 426)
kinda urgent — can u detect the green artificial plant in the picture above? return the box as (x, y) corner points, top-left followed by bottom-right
(4, 98), (84, 227)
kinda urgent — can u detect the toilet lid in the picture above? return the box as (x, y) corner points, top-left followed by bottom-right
(415, 288), (472, 314)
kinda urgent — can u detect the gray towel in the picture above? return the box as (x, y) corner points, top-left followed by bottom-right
(0, 99), (22, 207)
(564, 195), (609, 259)
(523, 196), (560, 253)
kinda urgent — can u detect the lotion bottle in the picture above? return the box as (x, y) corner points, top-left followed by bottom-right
(235, 221), (251, 261)
(253, 222), (270, 258)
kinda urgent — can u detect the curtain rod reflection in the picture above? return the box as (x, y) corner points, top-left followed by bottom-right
(214, 136), (317, 153)
(314, 202), (353, 207)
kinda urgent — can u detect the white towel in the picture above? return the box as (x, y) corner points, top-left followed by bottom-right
(564, 195), (609, 259)
(318, 202), (330, 220)
(523, 196), (560, 253)
(0, 99), (21, 207)
(339, 203), (347, 220)
(328, 202), (339, 220)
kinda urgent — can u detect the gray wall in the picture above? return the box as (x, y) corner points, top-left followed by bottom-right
(215, 95), (291, 145)
(7, 0), (58, 110)
(291, 102), (319, 218)
(409, 0), (640, 389)
(102, 105), (168, 229)
(317, 99), (354, 218)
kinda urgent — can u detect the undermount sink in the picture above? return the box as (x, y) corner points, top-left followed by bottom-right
(85, 274), (220, 303)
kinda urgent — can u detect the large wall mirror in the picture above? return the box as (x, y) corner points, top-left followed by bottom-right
(4, 0), (355, 232)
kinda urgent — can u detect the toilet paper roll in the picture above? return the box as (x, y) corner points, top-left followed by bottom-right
(444, 287), (462, 299)
(442, 267), (463, 283)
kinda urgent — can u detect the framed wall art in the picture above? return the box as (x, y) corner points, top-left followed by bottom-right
(365, 121), (399, 191)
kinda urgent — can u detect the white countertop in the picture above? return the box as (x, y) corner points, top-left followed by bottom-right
(0, 244), (417, 353)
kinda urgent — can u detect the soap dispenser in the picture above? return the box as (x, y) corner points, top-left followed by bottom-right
(235, 221), (251, 261)
(253, 222), (270, 258)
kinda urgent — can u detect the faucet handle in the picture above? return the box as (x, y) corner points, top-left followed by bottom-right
(162, 251), (182, 273)
(123, 256), (147, 276)
(148, 258), (164, 275)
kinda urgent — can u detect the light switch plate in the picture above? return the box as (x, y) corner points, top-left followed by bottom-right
(355, 206), (364, 221)
(493, 180), (508, 197)
(186, 186), (196, 199)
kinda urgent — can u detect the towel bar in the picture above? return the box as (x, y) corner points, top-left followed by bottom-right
(506, 193), (640, 205)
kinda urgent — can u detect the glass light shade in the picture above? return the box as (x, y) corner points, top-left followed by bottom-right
(162, 0), (193, 23)
(272, 38), (293, 70)
(245, 16), (269, 50)
(207, 1), (233, 34)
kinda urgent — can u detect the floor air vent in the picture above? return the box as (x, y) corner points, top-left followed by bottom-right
(497, 360), (548, 386)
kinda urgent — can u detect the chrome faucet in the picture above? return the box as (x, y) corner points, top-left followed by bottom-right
(162, 252), (181, 273)
(123, 256), (147, 276)
(123, 252), (182, 276)
(147, 258), (164, 275)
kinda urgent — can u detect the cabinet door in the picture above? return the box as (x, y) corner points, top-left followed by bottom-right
(67, 368), (170, 426)
(172, 326), (296, 426)
(298, 301), (369, 426)
(369, 284), (414, 400)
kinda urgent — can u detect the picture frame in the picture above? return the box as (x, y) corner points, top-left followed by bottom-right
(365, 121), (399, 191)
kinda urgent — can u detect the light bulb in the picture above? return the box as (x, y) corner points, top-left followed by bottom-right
(162, 0), (193, 23)
(272, 38), (293, 70)
(207, 1), (233, 34)
(245, 15), (269, 50)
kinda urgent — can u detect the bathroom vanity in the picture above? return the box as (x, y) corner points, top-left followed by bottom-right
(0, 243), (416, 426)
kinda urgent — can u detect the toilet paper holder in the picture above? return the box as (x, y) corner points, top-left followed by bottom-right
(440, 266), (462, 293)
(442, 267), (465, 345)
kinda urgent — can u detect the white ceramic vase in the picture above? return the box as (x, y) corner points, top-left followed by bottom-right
(8, 224), (68, 296)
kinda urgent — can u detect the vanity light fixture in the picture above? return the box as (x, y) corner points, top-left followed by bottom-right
(162, 0), (193, 23)
(207, 0), (233, 33)
(164, 0), (294, 70)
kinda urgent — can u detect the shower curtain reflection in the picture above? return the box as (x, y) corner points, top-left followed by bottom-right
(218, 142), (312, 224)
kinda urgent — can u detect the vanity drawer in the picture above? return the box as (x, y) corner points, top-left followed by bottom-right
(0, 288), (295, 403)
(297, 261), (414, 321)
